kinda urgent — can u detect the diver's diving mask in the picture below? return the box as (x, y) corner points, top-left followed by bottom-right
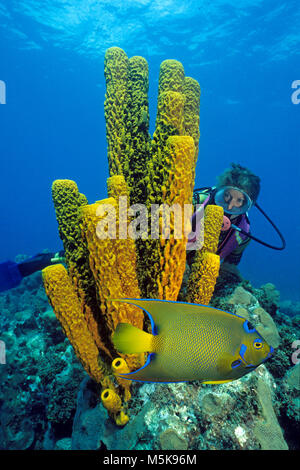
(214, 186), (253, 215)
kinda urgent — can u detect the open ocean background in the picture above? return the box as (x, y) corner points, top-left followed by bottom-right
(0, 0), (299, 301)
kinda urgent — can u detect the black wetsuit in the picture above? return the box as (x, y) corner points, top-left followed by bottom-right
(17, 250), (65, 278)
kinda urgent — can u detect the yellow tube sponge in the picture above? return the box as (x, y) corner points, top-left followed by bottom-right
(187, 252), (220, 305)
(42, 264), (108, 384)
(51, 179), (89, 284)
(115, 411), (130, 427)
(150, 59), (185, 162)
(164, 135), (195, 203)
(80, 197), (144, 371)
(137, 136), (196, 299)
(107, 174), (129, 200)
(104, 48), (151, 208)
(51, 179), (111, 357)
(101, 388), (130, 426)
(43, 48), (203, 426)
(202, 205), (224, 253)
(80, 200), (142, 327)
(187, 205), (223, 305)
(104, 47), (129, 177)
(183, 77), (201, 170)
(126, 55), (151, 206)
(136, 71), (199, 299)
(149, 91), (186, 192)
(101, 388), (122, 414)
(158, 59), (185, 94)
(112, 357), (130, 376)
(157, 135), (195, 300)
(44, 184), (138, 424)
(103, 49), (200, 302)
(112, 357), (132, 401)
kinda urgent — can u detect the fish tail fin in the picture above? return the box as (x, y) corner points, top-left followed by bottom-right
(112, 323), (155, 354)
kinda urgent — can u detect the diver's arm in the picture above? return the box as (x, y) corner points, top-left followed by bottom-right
(0, 250), (66, 293)
(222, 237), (250, 266)
(17, 250), (65, 278)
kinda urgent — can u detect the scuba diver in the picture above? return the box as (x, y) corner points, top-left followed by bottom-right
(0, 163), (285, 293)
(187, 162), (286, 281)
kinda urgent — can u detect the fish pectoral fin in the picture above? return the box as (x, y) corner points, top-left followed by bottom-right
(112, 322), (155, 354)
(216, 352), (240, 375)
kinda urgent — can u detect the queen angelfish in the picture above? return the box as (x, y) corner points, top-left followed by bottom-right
(111, 299), (274, 383)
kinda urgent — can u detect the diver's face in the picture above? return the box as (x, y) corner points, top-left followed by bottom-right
(223, 188), (245, 211)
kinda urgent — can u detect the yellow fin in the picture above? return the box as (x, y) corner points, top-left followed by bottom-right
(202, 379), (234, 384)
(112, 323), (155, 354)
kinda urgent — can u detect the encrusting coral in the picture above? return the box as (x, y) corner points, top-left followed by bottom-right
(42, 47), (222, 425)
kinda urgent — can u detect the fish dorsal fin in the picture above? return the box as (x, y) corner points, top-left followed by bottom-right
(110, 298), (224, 334)
(111, 298), (171, 333)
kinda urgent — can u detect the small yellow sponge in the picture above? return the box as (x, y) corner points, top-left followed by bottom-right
(101, 387), (129, 426)
(202, 205), (224, 253)
(112, 357), (132, 401)
(101, 388), (122, 414)
(187, 205), (223, 305)
(187, 252), (220, 305)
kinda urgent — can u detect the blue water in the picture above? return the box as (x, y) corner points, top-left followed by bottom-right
(1, 0), (299, 301)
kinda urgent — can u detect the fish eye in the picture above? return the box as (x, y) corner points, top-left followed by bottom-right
(253, 339), (263, 349)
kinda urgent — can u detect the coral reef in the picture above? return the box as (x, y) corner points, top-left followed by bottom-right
(226, 285), (280, 348)
(71, 364), (289, 450)
(0, 257), (299, 449)
(0, 269), (86, 449)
